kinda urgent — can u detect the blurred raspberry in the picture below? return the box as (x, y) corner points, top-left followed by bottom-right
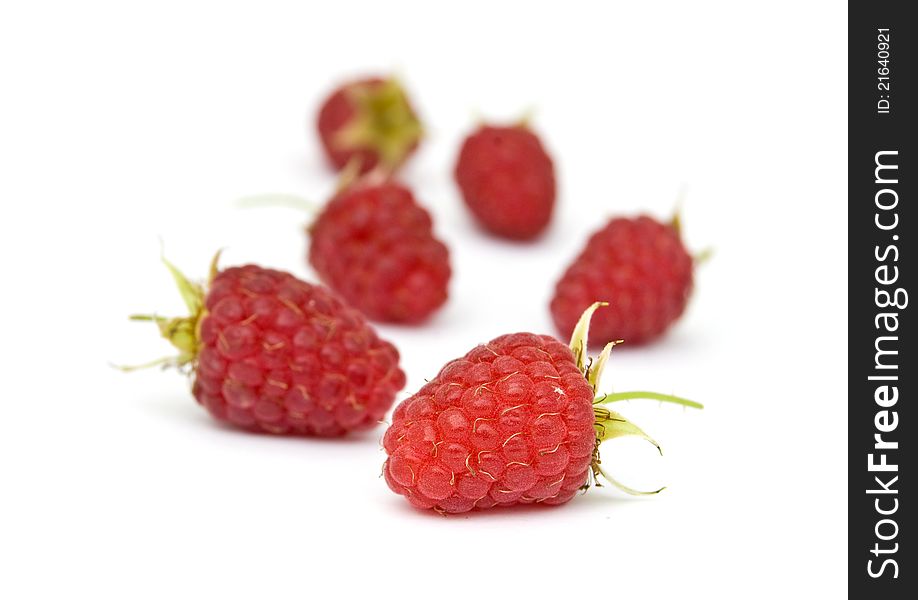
(551, 215), (693, 346)
(309, 180), (450, 324)
(317, 77), (422, 175)
(382, 332), (596, 513)
(454, 124), (556, 239)
(133, 260), (405, 436)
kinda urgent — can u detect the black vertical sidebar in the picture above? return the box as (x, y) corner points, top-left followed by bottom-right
(850, 2), (915, 594)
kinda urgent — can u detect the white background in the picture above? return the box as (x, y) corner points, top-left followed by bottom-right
(1, 1), (847, 598)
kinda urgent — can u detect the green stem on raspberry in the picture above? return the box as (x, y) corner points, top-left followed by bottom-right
(669, 211), (681, 235)
(589, 405), (665, 496)
(595, 464), (665, 496)
(568, 301), (609, 374)
(336, 156), (365, 192)
(597, 468), (666, 496)
(587, 339), (621, 393)
(515, 108), (536, 129)
(121, 253), (218, 370)
(162, 255), (204, 317)
(332, 77), (423, 173)
(112, 355), (177, 372)
(207, 250), (223, 285)
(565, 303), (703, 496)
(594, 406), (662, 454)
(589, 398), (701, 495)
(670, 185), (687, 235)
(595, 391), (704, 410)
(694, 247), (714, 266)
(236, 194), (318, 213)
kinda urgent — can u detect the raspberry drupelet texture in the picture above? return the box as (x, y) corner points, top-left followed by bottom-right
(195, 266), (406, 435)
(551, 216), (694, 346)
(382, 333), (596, 512)
(381, 303), (703, 514)
(309, 181), (450, 324)
(454, 124), (556, 240)
(317, 77), (422, 175)
(132, 259), (406, 436)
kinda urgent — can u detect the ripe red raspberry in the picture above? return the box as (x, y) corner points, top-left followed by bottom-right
(382, 303), (701, 513)
(454, 123), (556, 240)
(129, 256), (406, 436)
(551, 215), (694, 346)
(308, 179), (450, 324)
(317, 77), (422, 175)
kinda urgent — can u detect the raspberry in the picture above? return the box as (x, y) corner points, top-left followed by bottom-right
(551, 215), (694, 346)
(308, 179), (450, 324)
(382, 303), (701, 513)
(317, 77), (422, 175)
(129, 256), (406, 436)
(454, 123), (556, 240)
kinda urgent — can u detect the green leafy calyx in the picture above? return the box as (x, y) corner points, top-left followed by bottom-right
(568, 302), (704, 496)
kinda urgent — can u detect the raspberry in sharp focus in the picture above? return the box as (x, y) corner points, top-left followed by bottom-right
(382, 303), (702, 514)
(130, 256), (406, 436)
(551, 215), (694, 346)
(317, 76), (422, 175)
(454, 123), (556, 240)
(308, 179), (451, 324)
